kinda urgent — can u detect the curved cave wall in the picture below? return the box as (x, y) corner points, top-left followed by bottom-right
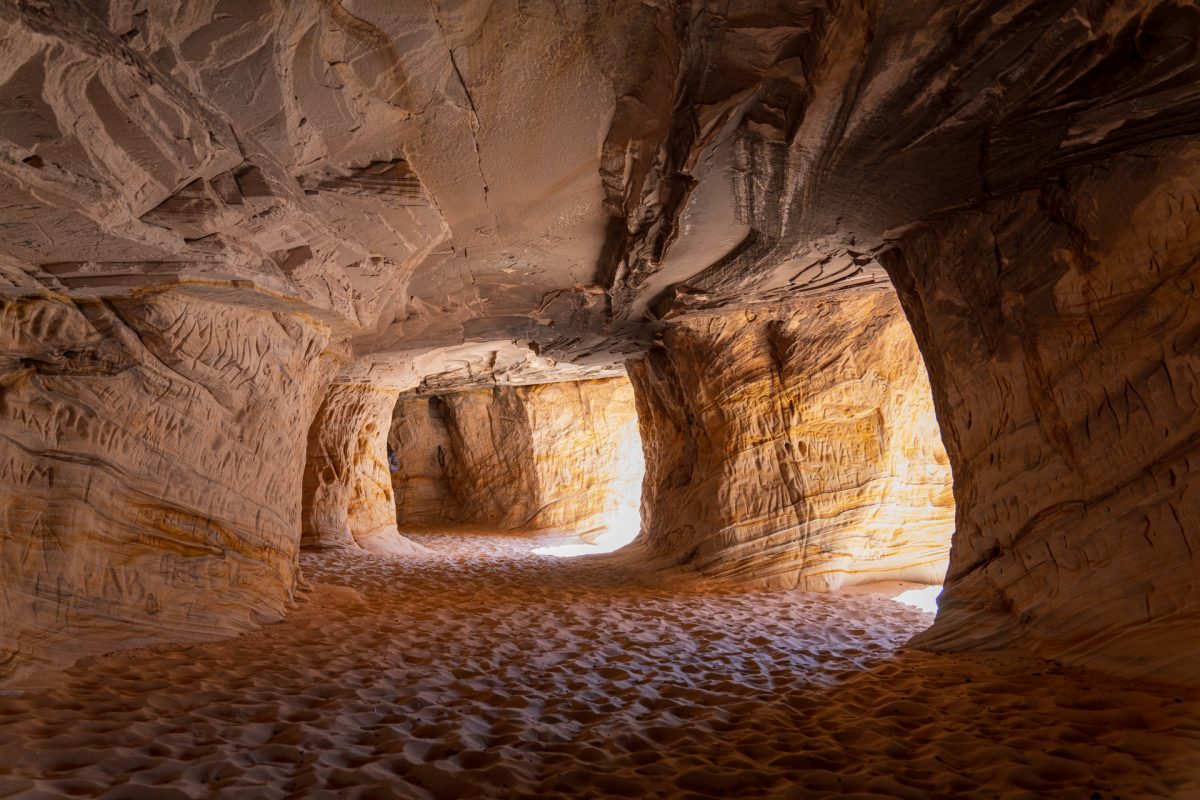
(388, 395), (462, 526)
(0, 291), (338, 684)
(520, 379), (644, 533)
(627, 289), (954, 590)
(389, 377), (642, 533)
(302, 383), (424, 556)
(431, 387), (541, 529)
(884, 142), (1200, 685)
(0, 0), (1195, 691)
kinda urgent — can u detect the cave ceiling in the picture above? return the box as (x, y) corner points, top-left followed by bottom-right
(1, 0), (1195, 391)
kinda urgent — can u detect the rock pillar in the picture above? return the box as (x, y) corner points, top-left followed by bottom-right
(302, 384), (425, 555)
(627, 289), (954, 590)
(883, 144), (1200, 685)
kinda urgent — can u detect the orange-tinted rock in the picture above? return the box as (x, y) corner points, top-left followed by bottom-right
(0, 291), (339, 684)
(302, 384), (425, 556)
(0, 0), (1196, 689)
(886, 143), (1200, 686)
(390, 378), (642, 534)
(627, 289), (954, 590)
(388, 396), (462, 527)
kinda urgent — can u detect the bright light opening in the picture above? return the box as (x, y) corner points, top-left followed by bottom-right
(534, 406), (644, 558)
(892, 585), (941, 613)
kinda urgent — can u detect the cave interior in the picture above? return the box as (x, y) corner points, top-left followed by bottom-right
(1, 0), (1199, 797)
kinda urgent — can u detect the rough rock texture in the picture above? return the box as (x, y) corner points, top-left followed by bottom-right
(597, 0), (1200, 331)
(627, 290), (953, 590)
(0, 290), (339, 684)
(3, 0), (1196, 377)
(888, 143), (1200, 685)
(594, 0), (1200, 684)
(302, 384), (424, 556)
(387, 396), (461, 528)
(424, 389), (540, 530)
(0, 1), (443, 335)
(390, 378), (642, 533)
(1, 0), (1198, 686)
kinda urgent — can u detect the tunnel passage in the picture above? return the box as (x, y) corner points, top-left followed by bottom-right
(301, 383), (426, 556)
(375, 291), (956, 589)
(388, 377), (644, 544)
(622, 287), (956, 591)
(0, 0), (1195, 703)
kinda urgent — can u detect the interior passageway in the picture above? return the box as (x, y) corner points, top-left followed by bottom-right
(2, 531), (1198, 799)
(3, 2), (1200, 798)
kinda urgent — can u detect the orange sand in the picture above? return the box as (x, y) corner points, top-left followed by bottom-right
(1, 531), (1198, 799)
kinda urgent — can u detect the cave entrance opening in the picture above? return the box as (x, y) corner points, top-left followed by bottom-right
(530, 403), (645, 557)
(388, 376), (646, 554)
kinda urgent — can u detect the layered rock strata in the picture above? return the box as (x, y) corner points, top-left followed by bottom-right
(627, 289), (954, 590)
(0, 290), (339, 684)
(387, 396), (462, 528)
(889, 143), (1200, 686)
(302, 384), (424, 556)
(0, 0), (1196, 689)
(390, 378), (642, 534)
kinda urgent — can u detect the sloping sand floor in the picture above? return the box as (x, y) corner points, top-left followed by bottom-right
(1, 530), (1198, 799)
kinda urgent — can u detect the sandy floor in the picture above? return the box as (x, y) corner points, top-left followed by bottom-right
(1, 531), (1199, 799)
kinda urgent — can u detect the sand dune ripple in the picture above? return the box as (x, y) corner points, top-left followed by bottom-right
(1, 531), (1198, 799)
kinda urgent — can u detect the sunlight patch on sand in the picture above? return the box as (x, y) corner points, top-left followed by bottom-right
(533, 511), (640, 557)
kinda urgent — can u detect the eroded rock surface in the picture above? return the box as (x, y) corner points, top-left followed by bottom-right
(0, 0), (1197, 686)
(302, 383), (424, 556)
(387, 396), (461, 528)
(888, 143), (1200, 685)
(627, 289), (953, 590)
(0, 291), (338, 683)
(390, 378), (642, 534)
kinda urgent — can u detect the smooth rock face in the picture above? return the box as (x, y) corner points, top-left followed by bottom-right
(390, 378), (641, 533)
(302, 384), (424, 556)
(888, 143), (1200, 686)
(627, 289), (954, 590)
(0, 291), (339, 684)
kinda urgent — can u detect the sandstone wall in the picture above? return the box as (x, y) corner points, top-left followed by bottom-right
(388, 396), (461, 527)
(522, 380), (644, 533)
(389, 378), (642, 534)
(1, 0), (1192, 691)
(0, 290), (339, 684)
(885, 143), (1200, 685)
(302, 384), (424, 556)
(437, 389), (541, 529)
(628, 289), (954, 590)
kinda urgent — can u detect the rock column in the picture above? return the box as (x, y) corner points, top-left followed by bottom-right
(302, 384), (424, 555)
(884, 144), (1200, 685)
(627, 289), (954, 590)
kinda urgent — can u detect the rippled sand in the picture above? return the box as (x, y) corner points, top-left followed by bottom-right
(1, 531), (1198, 799)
